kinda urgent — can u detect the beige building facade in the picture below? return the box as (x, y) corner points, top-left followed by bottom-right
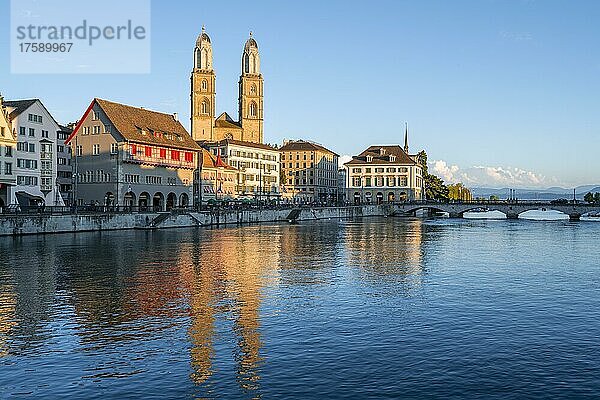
(202, 139), (279, 201)
(279, 140), (339, 204)
(191, 27), (264, 144)
(345, 145), (424, 204)
(0, 96), (16, 208)
(195, 148), (237, 204)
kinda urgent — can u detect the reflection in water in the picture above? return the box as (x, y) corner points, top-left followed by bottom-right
(3, 218), (598, 399)
(344, 218), (425, 292)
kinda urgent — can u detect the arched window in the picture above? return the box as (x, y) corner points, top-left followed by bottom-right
(244, 53), (250, 73)
(201, 99), (209, 114)
(201, 79), (208, 91)
(249, 102), (257, 117)
(251, 54), (257, 73)
(250, 84), (257, 95)
(195, 48), (201, 69)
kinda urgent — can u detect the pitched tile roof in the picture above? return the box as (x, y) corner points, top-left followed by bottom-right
(200, 148), (236, 170)
(3, 99), (38, 120)
(344, 145), (418, 166)
(95, 98), (200, 151)
(215, 112), (242, 129)
(279, 140), (339, 156)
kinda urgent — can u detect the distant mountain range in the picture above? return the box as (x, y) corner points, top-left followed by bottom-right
(471, 185), (600, 200)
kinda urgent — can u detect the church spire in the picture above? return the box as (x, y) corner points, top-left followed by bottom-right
(404, 122), (409, 153)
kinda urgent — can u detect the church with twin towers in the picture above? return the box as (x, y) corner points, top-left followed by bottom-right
(191, 26), (264, 144)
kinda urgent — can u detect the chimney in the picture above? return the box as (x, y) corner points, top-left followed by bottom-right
(173, 112), (178, 121)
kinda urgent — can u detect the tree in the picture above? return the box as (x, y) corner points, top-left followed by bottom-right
(595, 192), (600, 204)
(584, 192), (594, 203)
(448, 183), (473, 201)
(417, 150), (449, 201)
(490, 195), (499, 201)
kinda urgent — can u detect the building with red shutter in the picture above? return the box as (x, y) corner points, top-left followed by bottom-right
(66, 98), (201, 210)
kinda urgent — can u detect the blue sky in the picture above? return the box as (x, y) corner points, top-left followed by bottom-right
(1, 0), (599, 188)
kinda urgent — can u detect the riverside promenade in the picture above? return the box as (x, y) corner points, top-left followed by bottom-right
(0, 205), (393, 237)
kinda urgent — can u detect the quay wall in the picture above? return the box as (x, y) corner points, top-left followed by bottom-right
(0, 205), (391, 237)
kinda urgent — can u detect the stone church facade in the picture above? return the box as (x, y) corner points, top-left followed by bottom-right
(191, 27), (264, 144)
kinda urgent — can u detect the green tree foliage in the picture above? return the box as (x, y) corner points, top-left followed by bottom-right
(490, 195), (500, 201)
(584, 192), (600, 204)
(448, 183), (473, 201)
(417, 150), (449, 201)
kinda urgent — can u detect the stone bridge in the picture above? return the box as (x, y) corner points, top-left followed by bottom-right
(392, 201), (600, 220)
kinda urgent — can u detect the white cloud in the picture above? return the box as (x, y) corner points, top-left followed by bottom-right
(339, 155), (352, 168)
(429, 160), (559, 188)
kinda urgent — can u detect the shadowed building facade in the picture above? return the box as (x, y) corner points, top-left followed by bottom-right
(191, 27), (264, 144)
(66, 98), (200, 210)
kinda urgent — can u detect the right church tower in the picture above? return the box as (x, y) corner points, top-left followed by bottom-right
(238, 33), (264, 144)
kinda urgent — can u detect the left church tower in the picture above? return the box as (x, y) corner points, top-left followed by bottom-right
(191, 26), (216, 141)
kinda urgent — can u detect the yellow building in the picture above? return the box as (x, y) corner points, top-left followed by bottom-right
(191, 27), (264, 144)
(195, 148), (237, 203)
(0, 95), (16, 208)
(279, 140), (339, 204)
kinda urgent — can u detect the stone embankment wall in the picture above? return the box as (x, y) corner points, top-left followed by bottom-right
(0, 205), (391, 237)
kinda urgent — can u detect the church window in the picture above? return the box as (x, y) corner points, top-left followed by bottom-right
(201, 79), (208, 91)
(201, 99), (209, 114)
(249, 102), (257, 117)
(250, 84), (257, 95)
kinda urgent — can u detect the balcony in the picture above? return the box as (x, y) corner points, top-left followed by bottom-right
(123, 153), (196, 170)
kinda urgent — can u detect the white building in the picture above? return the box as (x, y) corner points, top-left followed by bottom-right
(202, 139), (280, 201)
(0, 96), (16, 208)
(4, 99), (63, 206)
(344, 145), (424, 204)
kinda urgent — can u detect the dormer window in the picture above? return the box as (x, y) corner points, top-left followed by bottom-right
(366, 155), (373, 162)
(389, 155), (396, 162)
(379, 148), (386, 155)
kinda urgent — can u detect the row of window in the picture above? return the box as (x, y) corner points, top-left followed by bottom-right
(128, 144), (194, 163)
(16, 159), (38, 170)
(28, 114), (43, 123)
(125, 174), (140, 184)
(352, 176), (410, 187)
(226, 149), (278, 161)
(229, 160), (277, 172)
(82, 125), (110, 135)
(17, 176), (38, 186)
(79, 170), (111, 183)
(287, 178), (338, 187)
(19, 126), (49, 138)
(351, 167), (409, 174)
(17, 142), (36, 152)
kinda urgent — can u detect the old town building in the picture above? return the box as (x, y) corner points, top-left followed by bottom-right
(0, 96), (16, 208)
(57, 124), (73, 205)
(279, 140), (339, 204)
(195, 148), (237, 204)
(344, 137), (424, 203)
(202, 139), (279, 201)
(66, 98), (200, 210)
(191, 27), (264, 144)
(4, 99), (63, 206)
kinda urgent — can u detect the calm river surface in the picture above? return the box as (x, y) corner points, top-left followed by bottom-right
(1, 217), (599, 399)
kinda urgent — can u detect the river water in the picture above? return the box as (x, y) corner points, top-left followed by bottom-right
(1, 217), (599, 399)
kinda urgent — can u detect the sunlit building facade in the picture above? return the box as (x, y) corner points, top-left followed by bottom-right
(66, 98), (201, 210)
(0, 96), (16, 208)
(279, 140), (339, 204)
